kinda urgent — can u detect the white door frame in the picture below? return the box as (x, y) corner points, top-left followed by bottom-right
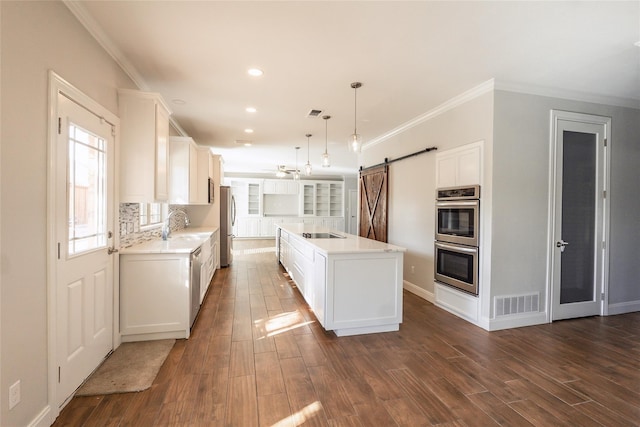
(348, 189), (358, 234)
(547, 110), (611, 321)
(46, 71), (121, 418)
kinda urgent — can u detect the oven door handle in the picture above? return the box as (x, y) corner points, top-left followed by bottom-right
(435, 241), (478, 254)
(436, 200), (479, 208)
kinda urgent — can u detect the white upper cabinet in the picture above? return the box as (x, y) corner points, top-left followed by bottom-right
(118, 89), (171, 203)
(170, 139), (216, 205)
(315, 181), (343, 217)
(300, 183), (315, 216)
(435, 141), (483, 188)
(169, 136), (198, 204)
(263, 179), (299, 195)
(195, 147), (213, 204)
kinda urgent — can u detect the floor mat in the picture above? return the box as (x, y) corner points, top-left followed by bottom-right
(75, 339), (175, 396)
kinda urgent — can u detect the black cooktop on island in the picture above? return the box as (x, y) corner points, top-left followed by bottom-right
(301, 232), (346, 239)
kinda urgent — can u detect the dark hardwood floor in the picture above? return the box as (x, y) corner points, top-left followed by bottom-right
(53, 239), (640, 426)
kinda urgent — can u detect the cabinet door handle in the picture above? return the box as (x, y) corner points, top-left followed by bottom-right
(108, 247), (119, 255)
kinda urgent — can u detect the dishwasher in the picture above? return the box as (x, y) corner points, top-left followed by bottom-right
(189, 246), (202, 327)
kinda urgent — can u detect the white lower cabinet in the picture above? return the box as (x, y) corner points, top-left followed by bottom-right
(120, 229), (219, 342)
(200, 230), (218, 303)
(120, 253), (192, 341)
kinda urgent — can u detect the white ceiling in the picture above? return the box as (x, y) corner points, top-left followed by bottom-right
(68, 1), (640, 178)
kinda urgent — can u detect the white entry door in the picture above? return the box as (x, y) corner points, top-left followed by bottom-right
(551, 111), (610, 321)
(55, 92), (115, 407)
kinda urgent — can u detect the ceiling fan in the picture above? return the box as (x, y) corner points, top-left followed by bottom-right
(275, 165), (299, 177)
(275, 147), (302, 178)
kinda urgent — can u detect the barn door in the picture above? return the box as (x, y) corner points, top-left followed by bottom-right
(359, 165), (388, 242)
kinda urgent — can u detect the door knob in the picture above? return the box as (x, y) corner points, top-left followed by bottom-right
(556, 240), (569, 252)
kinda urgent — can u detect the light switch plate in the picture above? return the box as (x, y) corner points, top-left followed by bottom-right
(9, 380), (20, 410)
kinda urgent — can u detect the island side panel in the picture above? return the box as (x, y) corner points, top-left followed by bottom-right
(325, 252), (403, 334)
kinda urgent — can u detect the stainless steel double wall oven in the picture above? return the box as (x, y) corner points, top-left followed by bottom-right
(434, 185), (480, 295)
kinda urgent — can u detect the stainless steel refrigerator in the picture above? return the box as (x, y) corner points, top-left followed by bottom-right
(219, 186), (235, 267)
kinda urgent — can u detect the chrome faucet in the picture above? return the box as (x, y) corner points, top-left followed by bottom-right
(162, 209), (190, 240)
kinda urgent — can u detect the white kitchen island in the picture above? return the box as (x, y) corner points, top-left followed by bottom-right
(276, 223), (406, 337)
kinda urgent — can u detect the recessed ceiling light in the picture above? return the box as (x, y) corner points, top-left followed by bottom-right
(246, 107), (257, 113)
(248, 68), (263, 77)
(172, 98), (186, 105)
(244, 128), (254, 134)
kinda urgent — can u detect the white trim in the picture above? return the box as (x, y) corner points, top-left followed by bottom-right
(27, 406), (51, 427)
(363, 77), (638, 156)
(62, 1), (188, 137)
(487, 312), (548, 331)
(62, 1), (147, 90)
(363, 79), (496, 150)
(403, 280), (434, 303)
(47, 71), (121, 419)
(495, 80), (640, 110)
(607, 299), (640, 316)
(547, 110), (612, 322)
(434, 283), (479, 325)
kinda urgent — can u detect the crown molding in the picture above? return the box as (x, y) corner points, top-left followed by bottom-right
(363, 79), (496, 150)
(62, 1), (189, 137)
(63, 1), (148, 90)
(494, 80), (640, 110)
(363, 77), (639, 151)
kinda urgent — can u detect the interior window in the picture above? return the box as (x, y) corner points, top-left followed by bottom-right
(139, 203), (164, 227)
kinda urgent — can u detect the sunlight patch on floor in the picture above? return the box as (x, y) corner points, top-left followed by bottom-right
(254, 310), (315, 338)
(271, 401), (324, 427)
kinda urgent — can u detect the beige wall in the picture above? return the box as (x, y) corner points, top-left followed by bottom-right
(0, 2), (136, 425)
(360, 91), (495, 296)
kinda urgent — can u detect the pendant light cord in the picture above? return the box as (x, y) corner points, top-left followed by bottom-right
(353, 87), (357, 134)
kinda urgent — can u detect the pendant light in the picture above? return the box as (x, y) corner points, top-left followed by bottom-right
(293, 147), (300, 180)
(305, 134), (312, 176)
(349, 82), (363, 153)
(322, 115), (331, 167)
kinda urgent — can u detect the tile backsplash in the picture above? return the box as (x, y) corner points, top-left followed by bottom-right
(119, 203), (188, 248)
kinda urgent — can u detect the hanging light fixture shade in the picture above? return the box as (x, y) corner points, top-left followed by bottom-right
(293, 146), (300, 180)
(322, 115), (331, 167)
(305, 134), (312, 176)
(349, 82), (363, 153)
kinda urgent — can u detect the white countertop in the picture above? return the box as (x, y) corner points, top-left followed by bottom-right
(120, 227), (219, 254)
(277, 223), (406, 254)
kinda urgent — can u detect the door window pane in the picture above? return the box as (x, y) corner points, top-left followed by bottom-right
(68, 123), (107, 255)
(560, 131), (596, 304)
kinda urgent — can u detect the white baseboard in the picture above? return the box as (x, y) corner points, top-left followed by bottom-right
(487, 311), (549, 331)
(434, 283), (479, 324)
(403, 280), (434, 303)
(607, 300), (640, 316)
(29, 405), (52, 427)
